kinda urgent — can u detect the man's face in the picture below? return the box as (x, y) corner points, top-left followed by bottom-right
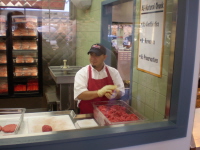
(89, 52), (107, 69)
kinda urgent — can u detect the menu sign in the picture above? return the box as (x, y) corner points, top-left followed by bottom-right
(137, 0), (165, 77)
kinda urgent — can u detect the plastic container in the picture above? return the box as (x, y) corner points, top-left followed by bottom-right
(13, 40), (21, 50)
(27, 84), (38, 91)
(0, 15), (6, 23)
(0, 41), (6, 50)
(0, 108), (26, 136)
(25, 21), (37, 29)
(14, 84), (26, 91)
(0, 30), (6, 36)
(12, 15), (37, 23)
(0, 66), (7, 77)
(12, 28), (37, 36)
(13, 40), (37, 50)
(0, 54), (6, 63)
(93, 100), (146, 126)
(74, 119), (98, 129)
(14, 66), (37, 76)
(0, 82), (8, 94)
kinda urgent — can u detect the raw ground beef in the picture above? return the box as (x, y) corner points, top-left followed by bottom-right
(98, 105), (139, 122)
(2, 124), (17, 133)
(42, 125), (52, 132)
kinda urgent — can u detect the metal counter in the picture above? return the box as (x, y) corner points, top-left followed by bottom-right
(0, 110), (95, 139)
(48, 66), (82, 111)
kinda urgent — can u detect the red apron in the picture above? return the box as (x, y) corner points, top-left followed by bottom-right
(79, 66), (114, 114)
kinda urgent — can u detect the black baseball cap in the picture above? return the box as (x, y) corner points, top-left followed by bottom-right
(87, 44), (106, 56)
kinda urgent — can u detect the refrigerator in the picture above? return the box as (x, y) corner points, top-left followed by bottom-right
(0, 8), (43, 98)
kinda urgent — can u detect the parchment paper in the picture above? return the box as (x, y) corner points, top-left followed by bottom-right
(27, 115), (76, 133)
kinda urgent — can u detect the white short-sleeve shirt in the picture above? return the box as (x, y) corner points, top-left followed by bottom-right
(74, 64), (125, 102)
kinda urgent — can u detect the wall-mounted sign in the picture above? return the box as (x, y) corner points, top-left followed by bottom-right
(137, 0), (166, 77)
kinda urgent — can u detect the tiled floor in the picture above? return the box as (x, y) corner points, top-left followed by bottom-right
(192, 108), (200, 149)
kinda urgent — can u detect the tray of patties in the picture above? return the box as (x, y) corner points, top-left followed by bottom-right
(0, 81), (8, 94)
(12, 28), (37, 37)
(0, 41), (6, 50)
(12, 15), (37, 37)
(13, 78), (39, 92)
(13, 55), (38, 64)
(93, 100), (147, 126)
(14, 66), (38, 77)
(13, 40), (37, 50)
(0, 108), (26, 136)
(0, 66), (7, 77)
(27, 78), (39, 92)
(12, 15), (37, 23)
(0, 54), (7, 64)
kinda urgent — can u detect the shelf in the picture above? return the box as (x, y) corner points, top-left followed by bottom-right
(12, 15), (37, 22)
(14, 75), (38, 78)
(14, 91), (39, 93)
(0, 93), (8, 95)
(12, 36), (37, 40)
(13, 49), (37, 51)
(13, 63), (38, 66)
(0, 11), (42, 98)
(13, 58), (38, 64)
(13, 91), (40, 96)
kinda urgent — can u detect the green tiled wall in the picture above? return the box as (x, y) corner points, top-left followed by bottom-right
(76, 0), (104, 67)
(76, 0), (173, 121)
(132, 0), (174, 120)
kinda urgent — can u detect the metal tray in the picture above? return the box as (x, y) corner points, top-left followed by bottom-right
(93, 100), (146, 126)
(0, 108), (26, 136)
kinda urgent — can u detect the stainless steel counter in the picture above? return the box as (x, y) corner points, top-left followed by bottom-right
(0, 109), (150, 149)
(49, 66), (82, 84)
(48, 66), (82, 110)
(0, 110), (95, 139)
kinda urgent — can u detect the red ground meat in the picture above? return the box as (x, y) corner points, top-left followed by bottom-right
(2, 124), (17, 133)
(42, 125), (52, 132)
(98, 105), (139, 122)
(0, 126), (2, 131)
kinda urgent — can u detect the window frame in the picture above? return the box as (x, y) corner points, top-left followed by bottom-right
(0, 0), (199, 149)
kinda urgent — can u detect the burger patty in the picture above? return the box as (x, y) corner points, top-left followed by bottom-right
(42, 125), (52, 132)
(2, 124), (17, 133)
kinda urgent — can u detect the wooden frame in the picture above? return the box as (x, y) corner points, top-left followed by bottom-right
(137, 0), (166, 77)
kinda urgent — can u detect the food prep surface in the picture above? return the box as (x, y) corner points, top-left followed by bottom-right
(0, 110), (100, 139)
(0, 108), (25, 136)
(0, 103), (147, 139)
(27, 115), (76, 133)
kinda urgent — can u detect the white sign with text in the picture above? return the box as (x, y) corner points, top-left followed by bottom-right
(137, 0), (165, 77)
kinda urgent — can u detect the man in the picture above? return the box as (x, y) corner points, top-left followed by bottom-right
(74, 43), (125, 114)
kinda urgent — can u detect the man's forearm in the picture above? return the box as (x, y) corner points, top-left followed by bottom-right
(77, 91), (99, 100)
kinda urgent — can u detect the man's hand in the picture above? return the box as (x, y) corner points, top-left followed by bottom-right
(97, 85), (117, 97)
(105, 89), (120, 100)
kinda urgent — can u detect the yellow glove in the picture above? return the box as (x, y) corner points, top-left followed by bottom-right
(97, 85), (117, 97)
(105, 89), (120, 100)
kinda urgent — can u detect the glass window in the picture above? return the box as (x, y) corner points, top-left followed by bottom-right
(102, 0), (175, 122)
